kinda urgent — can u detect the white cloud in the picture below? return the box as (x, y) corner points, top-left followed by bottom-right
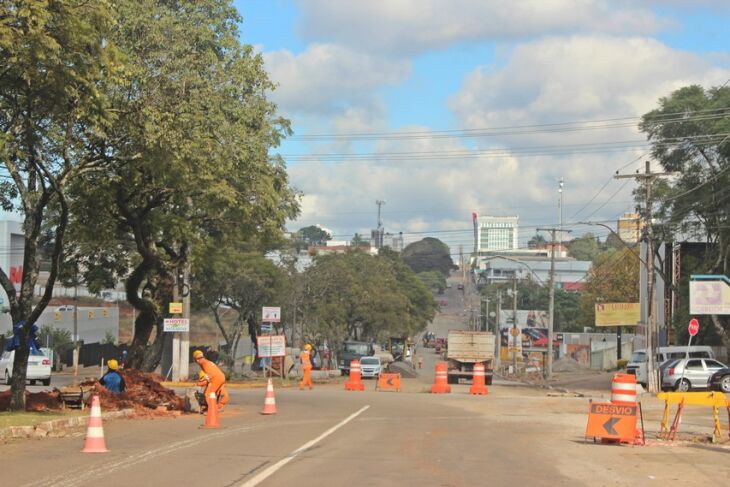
(264, 43), (410, 115)
(294, 0), (665, 55)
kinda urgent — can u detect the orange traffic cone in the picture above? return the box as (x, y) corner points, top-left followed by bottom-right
(82, 395), (108, 453)
(201, 391), (221, 428)
(261, 378), (277, 415)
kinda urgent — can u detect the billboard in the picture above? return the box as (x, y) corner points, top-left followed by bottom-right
(690, 279), (730, 315)
(595, 303), (640, 327)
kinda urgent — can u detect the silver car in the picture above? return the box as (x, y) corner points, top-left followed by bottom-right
(661, 357), (727, 392)
(359, 356), (381, 378)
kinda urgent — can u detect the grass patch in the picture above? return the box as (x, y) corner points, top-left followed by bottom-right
(0, 411), (86, 429)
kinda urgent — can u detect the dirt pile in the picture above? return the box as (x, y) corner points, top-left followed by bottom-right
(0, 390), (63, 411)
(552, 357), (588, 373)
(81, 369), (185, 415)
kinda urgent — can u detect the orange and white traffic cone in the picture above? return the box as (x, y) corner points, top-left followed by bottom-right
(201, 391), (221, 428)
(82, 395), (108, 453)
(261, 378), (277, 415)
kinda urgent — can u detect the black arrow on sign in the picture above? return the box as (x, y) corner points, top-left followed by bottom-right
(603, 417), (620, 435)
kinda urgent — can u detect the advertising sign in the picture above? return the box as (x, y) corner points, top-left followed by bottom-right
(257, 335), (286, 357)
(594, 303), (640, 327)
(262, 306), (281, 323)
(169, 302), (183, 314)
(690, 279), (730, 315)
(163, 318), (190, 332)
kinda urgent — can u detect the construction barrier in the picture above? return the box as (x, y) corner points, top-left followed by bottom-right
(431, 362), (451, 394)
(469, 362), (488, 395)
(201, 391), (221, 428)
(657, 391), (729, 443)
(261, 378), (277, 415)
(82, 395), (108, 453)
(345, 360), (365, 391)
(611, 373), (638, 405)
(585, 401), (638, 443)
(376, 373), (401, 392)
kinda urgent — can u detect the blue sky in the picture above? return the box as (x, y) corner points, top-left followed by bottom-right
(233, 1), (730, 251)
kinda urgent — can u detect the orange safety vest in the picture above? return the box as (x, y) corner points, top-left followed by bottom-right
(198, 358), (225, 384)
(301, 350), (312, 370)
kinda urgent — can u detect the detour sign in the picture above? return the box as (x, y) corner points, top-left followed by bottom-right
(376, 373), (401, 392)
(585, 402), (637, 441)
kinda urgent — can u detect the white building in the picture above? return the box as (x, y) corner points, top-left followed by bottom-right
(476, 216), (519, 252)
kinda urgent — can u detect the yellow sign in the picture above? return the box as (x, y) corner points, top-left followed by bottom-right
(103, 309), (109, 317)
(54, 311), (61, 321)
(595, 303), (640, 327)
(169, 302), (183, 314)
(87, 310), (95, 320)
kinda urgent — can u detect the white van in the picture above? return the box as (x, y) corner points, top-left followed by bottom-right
(626, 346), (715, 387)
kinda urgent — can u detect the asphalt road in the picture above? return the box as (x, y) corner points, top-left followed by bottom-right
(3, 376), (729, 487)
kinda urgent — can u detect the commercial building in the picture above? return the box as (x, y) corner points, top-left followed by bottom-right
(476, 216), (519, 252)
(474, 254), (592, 288)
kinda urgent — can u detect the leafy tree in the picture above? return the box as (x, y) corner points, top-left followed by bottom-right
(296, 225), (331, 248)
(417, 271), (447, 294)
(528, 234), (547, 249)
(401, 238), (454, 275)
(0, 0), (118, 410)
(351, 233), (367, 248)
(567, 233), (600, 261)
(63, 0), (298, 371)
(193, 244), (285, 374)
(299, 250), (433, 347)
(579, 248), (640, 325)
(640, 84), (730, 349)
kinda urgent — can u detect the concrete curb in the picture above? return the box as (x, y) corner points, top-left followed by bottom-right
(0, 409), (135, 441)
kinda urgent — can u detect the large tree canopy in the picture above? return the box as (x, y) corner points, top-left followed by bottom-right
(401, 238), (454, 275)
(64, 0), (298, 371)
(0, 0), (119, 410)
(639, 84), (730, 349)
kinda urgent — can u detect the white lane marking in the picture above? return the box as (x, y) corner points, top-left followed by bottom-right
(21, 423), (266, 487)
(240, 405), (370, 487)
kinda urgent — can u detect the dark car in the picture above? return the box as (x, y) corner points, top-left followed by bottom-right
(338, 341), (375, 375)
(708, 367), (730, 393)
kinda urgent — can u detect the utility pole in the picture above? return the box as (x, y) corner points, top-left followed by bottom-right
(495, 292), (502, 368)
(181, 264), (191, 380)
(511, 278), (518, 373)
(483, 296), (489, 332)
(537, 226), (571, 380)
(615, 161), (674, 394)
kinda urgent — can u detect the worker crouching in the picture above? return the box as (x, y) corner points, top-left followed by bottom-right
(100, 359), (126, 394)
(193, 350), (229, 411)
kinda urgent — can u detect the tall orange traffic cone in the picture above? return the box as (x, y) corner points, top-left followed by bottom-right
(431, 362), (451, 394)
(469, 362), (488, 395)
(82, 395), (108, 453)
(261, 378), (277, 415)
(201, 391), (221, 428)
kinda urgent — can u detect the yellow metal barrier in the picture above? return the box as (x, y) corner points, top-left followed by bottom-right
(656, 392), (729, 443)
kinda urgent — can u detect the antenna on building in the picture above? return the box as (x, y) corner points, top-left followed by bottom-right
(376, 200), (385, 229)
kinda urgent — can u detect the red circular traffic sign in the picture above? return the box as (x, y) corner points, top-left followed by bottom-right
(688, 318), (700, 337)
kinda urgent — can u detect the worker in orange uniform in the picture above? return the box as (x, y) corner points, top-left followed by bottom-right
(193, 350), (229, 411)
(299, 343), (313, 390)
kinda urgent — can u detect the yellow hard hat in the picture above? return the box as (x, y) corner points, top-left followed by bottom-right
(304, 344), (312, 351)
(198, 371), (207, 380)
(107, 359), (119, 371)
(192, 350), (204, 359)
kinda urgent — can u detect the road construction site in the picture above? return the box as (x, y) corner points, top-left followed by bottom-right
(1, 279), (729, 486)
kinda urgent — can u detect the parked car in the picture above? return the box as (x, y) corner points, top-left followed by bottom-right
(359, 356), (382, 378)
(1, 349), (52, 386)
(660, 357), (727, 391)
(708, 367), (730, 393)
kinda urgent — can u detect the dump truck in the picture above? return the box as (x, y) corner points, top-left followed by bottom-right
(445, 330), (495, 385)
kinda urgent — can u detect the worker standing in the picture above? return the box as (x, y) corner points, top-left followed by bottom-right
(100, 359), (126, 394)
(299, 344), (313, 390)
(193, 350), (229, 411)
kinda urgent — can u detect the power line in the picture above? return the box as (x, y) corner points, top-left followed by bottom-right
(289, 108), (730, 141)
